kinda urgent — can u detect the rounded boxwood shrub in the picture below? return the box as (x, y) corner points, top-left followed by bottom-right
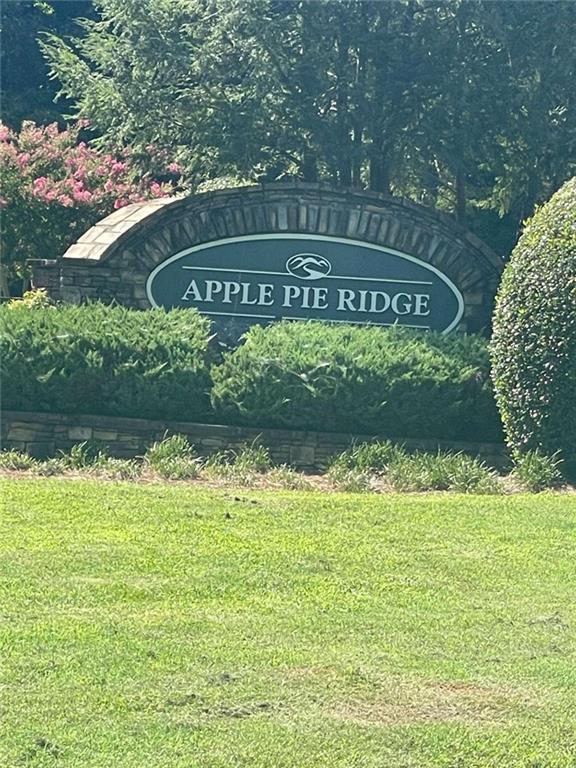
(211, 321), (502, 442)
(491, 177), (576, 472)
(0, 303), (214, 421)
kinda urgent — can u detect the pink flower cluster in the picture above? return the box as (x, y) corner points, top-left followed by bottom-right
(0, 121), (181, 212)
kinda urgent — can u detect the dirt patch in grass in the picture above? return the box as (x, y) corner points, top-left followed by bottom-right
(276, 666), (541, 726)
(328, 679), (540, 727)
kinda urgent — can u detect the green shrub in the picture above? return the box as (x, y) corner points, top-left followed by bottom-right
(6, 288), (54, 310)
(231, 442), (272, 474)
(386, 451), (501, 494)
(327, 465), (372, 493)
(203, 441), (272, 485)
(329, 440), (407, 475)
(512, 450), (564, 493)
(89, 456), (142, 481)
(0, 303), (214, 421)
(328, 441), (403, 493)
(57, 440), (102, 470)
(211, 322), (502, 442)
(144, 434), (200, 480)
(36, 458), (67, 476)
(0, 450), (38, 471)
(265, 466), (313, 490)
(328, 442), (500, 493)
(0, 447), (141, 479)
(491, 177), (576, 475)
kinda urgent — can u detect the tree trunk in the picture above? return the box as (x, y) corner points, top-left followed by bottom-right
(369, 140), (391, 195)
(336, 23), (352, 187)
(455, 169), (466, 224)
(301, 151), (319, 182)
(351, 125), (363, 186)
(0, 265), (11, 298)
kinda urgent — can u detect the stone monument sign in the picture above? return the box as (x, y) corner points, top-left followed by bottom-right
(30, 183), (503, 335)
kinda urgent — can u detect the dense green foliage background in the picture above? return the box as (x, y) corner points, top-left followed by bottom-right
(1, 304), (502, 442)
(0, 1), (95, 128)
(491, 177), (576, 471)
(2, 1), (574, 255)
(36, 0), (576, 255)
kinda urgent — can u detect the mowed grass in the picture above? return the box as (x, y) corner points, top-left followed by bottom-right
(1, 479), (575, 768)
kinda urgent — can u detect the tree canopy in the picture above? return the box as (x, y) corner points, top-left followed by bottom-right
(19, 0), (576, 253)
(0, 0), (95, 127)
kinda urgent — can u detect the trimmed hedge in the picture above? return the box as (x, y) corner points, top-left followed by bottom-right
(211, 321), (502, 441)
(2, 304), (503, 443)
(0, 303), (214, 421)
(491, 177), (576, 471)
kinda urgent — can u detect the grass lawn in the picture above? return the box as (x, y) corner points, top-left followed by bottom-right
(1, 478), (575, 767)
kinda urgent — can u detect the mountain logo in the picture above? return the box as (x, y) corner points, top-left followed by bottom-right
(285, 253), (332, 280)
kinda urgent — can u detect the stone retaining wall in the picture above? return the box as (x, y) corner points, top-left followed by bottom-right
(1, 411), (508, 470)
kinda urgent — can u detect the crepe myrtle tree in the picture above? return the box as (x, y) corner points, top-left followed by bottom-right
(0, 120), (183, 295)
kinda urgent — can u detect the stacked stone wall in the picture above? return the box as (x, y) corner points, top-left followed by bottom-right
(2, 411), (508, 470)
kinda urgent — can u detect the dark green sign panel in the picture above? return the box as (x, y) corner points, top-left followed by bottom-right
(146, 234), (464, 333)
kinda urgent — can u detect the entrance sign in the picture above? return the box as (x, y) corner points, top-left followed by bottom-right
(146, 234), (465, 333)
(35, 183), (503, 334)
